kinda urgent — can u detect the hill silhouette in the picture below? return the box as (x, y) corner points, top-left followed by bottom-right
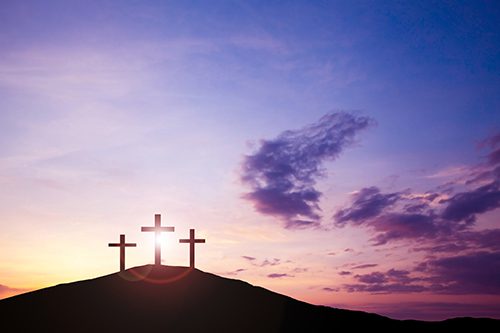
(0, 265), (498, 332)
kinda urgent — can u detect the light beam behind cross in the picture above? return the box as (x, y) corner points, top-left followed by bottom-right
(179, 229), (206, 268)
(141, 214), (175, 265)
(108, 234), (136, 272)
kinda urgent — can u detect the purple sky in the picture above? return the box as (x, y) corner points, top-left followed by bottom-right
(0, 0), (499, 321)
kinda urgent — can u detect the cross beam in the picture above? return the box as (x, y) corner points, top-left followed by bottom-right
(141, 214), (175, 265)
(108, 234), (136, 271)
(179, 229), (206, 268)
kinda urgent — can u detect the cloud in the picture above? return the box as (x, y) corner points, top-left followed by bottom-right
(335, 187), (402, 225)
(338, 271), (352, 276)
(333, 187), (448, 245)
(342, 251), (500, 295)
(369, 213), (440, 245)
(351, 263), (378, 270)
(291, 267), (308, 273)
(344, 283), (427, 294)
(323, 287), (340, 292)
(422, 251), (500, 294)
(334, 183), (500, 246)
(333, 132), (500, 247)
(223, 268), (246, 276)
(241, 112), (373, 228)
(260, 258), (281, 267)
(267, 273), (293, 278)
(355, 271), (387, 284)
(242, 256), (281, 267)
(413, 228), (500, 253)
(344, 269), (426, 294)
(334, 183), (499, 246)
(441, 181), (500, 223)
(331, 133), (500, 296)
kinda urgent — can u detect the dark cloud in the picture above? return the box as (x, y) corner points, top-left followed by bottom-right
(369, 213), (440, 245)
(351, 263), (378, 270)
(267, 273), (293, 278)
(424, 251), (500, 294)
(333, 133), (500, 297)
(335, 187), (402, 225)
(344, 268), (426, 294)
(241, 256), (256, 261)
(334, 182), (499, 245)
(441, 181), (500, 223)
(355, 272), (387, 284)
(338, 271), (352, 276)
(463, 229), (500, 251)
(413, 243), (469, 253)
(342, 251), (500, 295)
(333, 187), (447, 245)
(241, 112), (373, 228)
(333, 133), (500, 250)
(413, 229), (500, 253)
(323, 287), (340, 292)
(344, 283), (427, 294)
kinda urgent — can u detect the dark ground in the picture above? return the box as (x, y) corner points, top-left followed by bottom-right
(0, 265), (498, 332)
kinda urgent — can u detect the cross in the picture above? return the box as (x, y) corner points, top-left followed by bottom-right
(141, 214), (175, 265)
(179, 229), (206, 268)
(108, 234), (136, 272)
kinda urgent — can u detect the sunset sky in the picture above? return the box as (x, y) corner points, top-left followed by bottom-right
(1, 0), (499, 321)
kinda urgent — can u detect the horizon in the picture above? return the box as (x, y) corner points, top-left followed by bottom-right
(0, 0), (499, 322)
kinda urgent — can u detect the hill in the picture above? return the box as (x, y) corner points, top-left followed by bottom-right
(0, 265), (498, 332)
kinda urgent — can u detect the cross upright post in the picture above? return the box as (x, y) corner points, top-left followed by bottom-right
(141, 214), (175, 265)
(179, 229), (206, 268)
(108, 234), (136, 271)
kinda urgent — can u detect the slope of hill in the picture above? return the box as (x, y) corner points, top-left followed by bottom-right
(0, 265), (498, 332)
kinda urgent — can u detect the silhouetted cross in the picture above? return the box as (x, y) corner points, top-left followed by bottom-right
(179, 229), (206, 268)
(141, 214), (175, 265)
(108, 234), (136, 271)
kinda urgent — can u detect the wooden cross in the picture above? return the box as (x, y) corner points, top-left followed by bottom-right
(179, 229), (206, 268)
(141, 214), (175, 265)
(108, 234), (136, 271)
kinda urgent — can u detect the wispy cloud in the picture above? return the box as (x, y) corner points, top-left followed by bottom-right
(351, 264), (378, 270)
(242, 256), (281, 267)
(267, 273), (293, 278)
(241, 112), (373, 229)
(222, 268), (247, 276)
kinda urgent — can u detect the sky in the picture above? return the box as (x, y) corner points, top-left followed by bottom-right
(0, 0), (499, 321)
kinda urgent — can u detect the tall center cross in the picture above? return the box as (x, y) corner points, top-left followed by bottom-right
(141, 214), (175, 265)
(108, 234), (136, 271)
(179, 229), (206, 268)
